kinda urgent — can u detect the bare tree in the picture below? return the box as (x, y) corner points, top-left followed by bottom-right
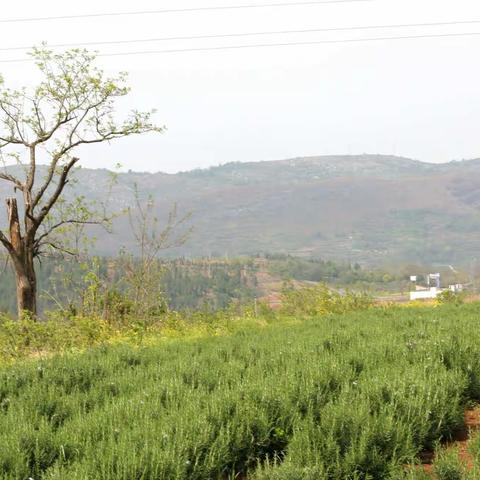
(0, 48), (162, 318)
(118, 184), (192, 318)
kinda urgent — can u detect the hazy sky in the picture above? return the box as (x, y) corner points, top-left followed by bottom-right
(0, 0), (479, 173)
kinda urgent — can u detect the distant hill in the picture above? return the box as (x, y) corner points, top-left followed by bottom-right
(1, 154), (480, 265)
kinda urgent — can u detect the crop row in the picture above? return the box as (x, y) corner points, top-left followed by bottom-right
(0, 305), (479, 479)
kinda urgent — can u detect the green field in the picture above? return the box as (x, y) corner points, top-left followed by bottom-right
(1, 305), (480, 479)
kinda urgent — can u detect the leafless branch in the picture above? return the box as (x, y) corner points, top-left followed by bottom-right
(34, 218), (107, 248)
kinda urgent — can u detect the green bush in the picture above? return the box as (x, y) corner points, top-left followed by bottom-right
(433, 448), (465, 480)
(280, 283), (373, 316)
(437, 290), (465, 306)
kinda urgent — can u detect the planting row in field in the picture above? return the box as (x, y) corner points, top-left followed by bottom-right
(0, 305), (480, 479)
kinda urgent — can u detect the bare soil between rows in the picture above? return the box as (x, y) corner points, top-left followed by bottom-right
(418, 406), (480, 475)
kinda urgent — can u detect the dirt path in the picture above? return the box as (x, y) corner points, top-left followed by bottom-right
(419, 407), (480, 475)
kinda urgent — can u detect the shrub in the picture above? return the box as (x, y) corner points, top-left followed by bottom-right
(433, 448), (465, 480)
(437, 290), (465, 306)
(280, 283), (373, 316)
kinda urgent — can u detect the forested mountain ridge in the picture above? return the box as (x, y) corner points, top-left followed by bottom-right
(0, 154), (479, 264)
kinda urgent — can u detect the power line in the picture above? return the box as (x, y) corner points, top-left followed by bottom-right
(0, 0), (373, 24)
(98, 31), (480, 56)
(1, 31), (479, 63)
(2, 20), (480, 52)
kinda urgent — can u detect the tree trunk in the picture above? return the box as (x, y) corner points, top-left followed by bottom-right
(14, 263), (37, 318)
(6, 197), (37, 319)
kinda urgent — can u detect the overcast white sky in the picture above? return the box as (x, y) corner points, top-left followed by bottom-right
(0, 0), (479, 173)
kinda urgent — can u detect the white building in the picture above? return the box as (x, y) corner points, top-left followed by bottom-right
(409, 287), (441, 301)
